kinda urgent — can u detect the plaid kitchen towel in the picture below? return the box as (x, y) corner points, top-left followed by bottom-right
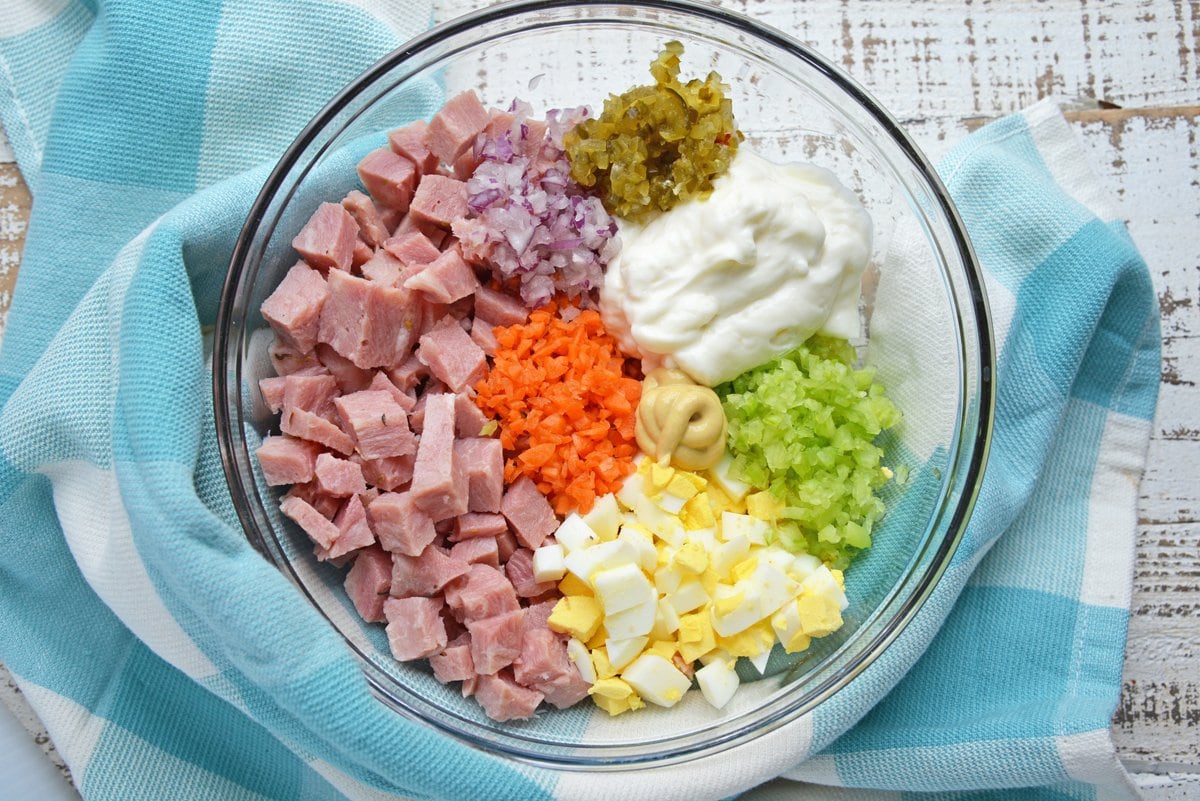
(0, 1), (1159, 800)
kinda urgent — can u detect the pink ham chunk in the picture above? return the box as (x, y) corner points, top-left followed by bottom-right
(281, 373), (339, 418)
(443, 564), (520, 624)
(356, 453), (414, 492)
(386, 354), (429, 393)
(453, 437), (504, 513)
(473, 670), (543, 722)
(259, 376), (288, 413)
(280, 494), (340, 551)
(315, 343), (375, 394)
(416, 317), (487, 393)
(367, 371), (416, 412)
(333, 390), (416, 460)
(501, 476), (558, 550)
(450, 536), (499, 569)
(383, 230), (441, 267)
(404, 247), (478, 305)
(467, 609), (525, 675)
(256, 435), (321, 486)
(390, 545), (471, 598)
(261, 262), (329, 353)
(393, 212), (447, 248)
(356, 148), (418, 212)
(425, 90), (490, 164)
(269, 338), (322, 375)
(409, 175), (469, 230)
(453, 392), (490, 438)
(473, 283), (529, 327)
(313, 452), (367, 497)
(384, 596), (447, 661)
(318, 269), (420, 370)
(358, 249), (404, 285)
(430, 634), (475, 684)
(280, 407), (355, 455)
(504, 548), (556, 598)
(341, 190), (390, 248)
(522, 599), (559, 633)
(470, 319), (498, 356)
(367, 491), (436, 557)
(513, 629), (590, 709)
(292, 202), (359, 273)
(343, 546), (392, 622)
(326, 494), (375, 560)
(409, 393), (469, 521)
(285, 482), (341, 519)
(450, 512), (508, 542)
(388, 120), (439, 176)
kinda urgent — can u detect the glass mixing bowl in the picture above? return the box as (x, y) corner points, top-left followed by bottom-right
(214, 0), (993, 770)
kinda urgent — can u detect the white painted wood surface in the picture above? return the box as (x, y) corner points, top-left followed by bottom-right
(0, 0), (1195, 797)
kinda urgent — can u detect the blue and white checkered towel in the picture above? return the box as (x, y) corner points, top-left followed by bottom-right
(0, 2), (1160, 799)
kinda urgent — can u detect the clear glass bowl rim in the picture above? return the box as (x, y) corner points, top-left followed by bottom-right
(213, 0), (996, 770)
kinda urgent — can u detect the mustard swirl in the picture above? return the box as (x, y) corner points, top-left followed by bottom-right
(635, 368), (727, 471)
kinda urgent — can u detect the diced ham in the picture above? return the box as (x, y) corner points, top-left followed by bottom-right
(467, 609), (525, 675)
(292, 202), (359, 273)
(453, 392), (490, 439)
(317, 269), (420, 370)
(367, 371), (416, 412)
(513, 629), (589, 709)
(393, 211), (447, 248)
(343, 546), (392, 622)
(384, 596), (447, 661)
(450, 536), (499, 569)
(313, 452), (367, 497)
(359, 249), (404, 285)
(390, 545), (471, 598)
(281, 373), (339, 418)
(430, 635), (475, 684)
(269, 338), (322, 375)
(280, 494), (340, 551)
(356, 148), (418, 212)
(409, 393), (469, 521)
(259, 376), (288, 413)
(280, 407), (355, 455)
(356, 453), (415, 492)
(416, 316), (487, 393)
(409, 175), (469, 230)
(495, 527), (519, 564)
(522, 599), (559, 633)
(326, 494), (375, 559)
(367, 491), (436, 556)
(261, 262), (329, 353)
(315, 343), (374, 393)
(351, 238), (373, 268)
(383, 230), (441, 267)
(443, 564), (520, 624)
(386, 353), (429, 393)
(256, 435), (321, 486)
(333, 390), (416, 459)
(285, 482), (342, 519)
(473, 670), (543, 722)
(450, 512), (508, 542)
(473, 283), (530, 327)
(453, 146), (482, 181)
(404, 247), (479, 305)
(469, 318), (498, 356)
(453, 437), (504, 513)
(501, 476), (558, 550)
(388, 120), (439, 176)
(504, 548), (556, 598)
(425, 90), (490, 164)
(342, 190), (390, 248)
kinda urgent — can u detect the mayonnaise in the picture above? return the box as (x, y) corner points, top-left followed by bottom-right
(601, 149), (873, 386)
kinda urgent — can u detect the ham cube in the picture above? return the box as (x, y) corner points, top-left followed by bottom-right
(425, 90), (489, 164)
(285, 482), (341, 519)
(404, 247), (478, 305)
(470, 318), (498, 356)
(390, 545), (471, 598)
(523, 599), (559, 633)
(343, 546), (392, 622)
(513, 629), (589, 709)
(256, 435), (321, 486)
(280, 407), (355, 455)
(384, 597), (447, 661)
(393, 211), (447, 248)
(430, 634), (475, 684)
(333, 390), (416, 459)
(443, 564), (520, 624)
(280, 494), (340, 551)
(388, 120), (439, 176)
(356, 453), (415, 492)
(473, 284), (529, 327)
(315, 342), (374, 393)
(367, 371), (416, 412)
(453, 146), (482, 181)
(467, 609), (525, 675)
(501, 476), (558, 550)
(281, 373), (339, 418)
(454, 392), (490, 439)
(473, 670), (543, 722)
(326, 494), (375, 559)
(450, 512), (508, 542)
(386, 353), (429, 393)
(409, 393), (469, 521)
(269, 338), (322, 375)
(356, 148), (418, 212)
(416, 316), (486, 393)
(359, 249), (404, 285)
(454, 437), (504, 513)
(292, 202), (359, 273)
(341, 189), (390, 248)
(351, 239), (373, 268)
(504, 548), (556, 598)
(383, 230), (441, 267)
(261, 262), (329, 353)
(450, 536), (499, 569)
(368, 491), (436, 556)
(409, 175), (469, 230)
(259, 376), (288, 413)
(318, 269), (420, 370)
(314, 452), (367, 497)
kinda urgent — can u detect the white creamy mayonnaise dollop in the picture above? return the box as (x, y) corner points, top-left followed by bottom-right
(601, 149), (873, 386)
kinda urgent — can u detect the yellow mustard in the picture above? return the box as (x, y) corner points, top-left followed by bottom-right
(635, 368), (727, 471)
